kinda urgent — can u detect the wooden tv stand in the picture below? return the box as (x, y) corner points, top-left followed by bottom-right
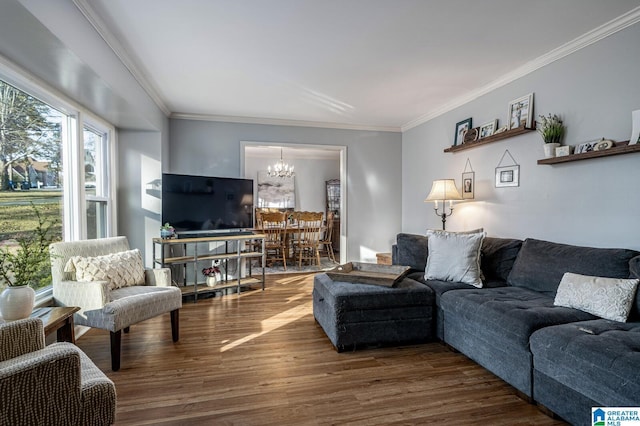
(152, 232), (266, 302)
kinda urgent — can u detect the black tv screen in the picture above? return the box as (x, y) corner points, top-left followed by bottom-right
(162, 173), (254, 235)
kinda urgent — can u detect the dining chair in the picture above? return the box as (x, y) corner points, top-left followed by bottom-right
(318, 211), (337, 263)
(292, 211), (323, 268)
(261, 211), (288, 271)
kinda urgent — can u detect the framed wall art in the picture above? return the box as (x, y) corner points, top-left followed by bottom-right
(479, 120), (498, 138)
(462, 158), (474, 199)
(507, 93), (534, 130)
(495, 165), (519, 187)
(257, 170), (295, 208)
(454, 118), (472, 146)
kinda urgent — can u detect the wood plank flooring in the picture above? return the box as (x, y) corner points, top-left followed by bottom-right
(76, 274), (566, 425)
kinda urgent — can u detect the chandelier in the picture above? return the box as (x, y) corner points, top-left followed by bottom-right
(267, 148), (295, 178)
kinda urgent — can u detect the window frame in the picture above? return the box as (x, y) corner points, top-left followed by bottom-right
(0, 55), (117, 303)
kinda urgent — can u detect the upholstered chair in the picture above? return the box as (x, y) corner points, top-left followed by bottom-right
(0, 318), (116, 425)
(50, 237), (182, 371)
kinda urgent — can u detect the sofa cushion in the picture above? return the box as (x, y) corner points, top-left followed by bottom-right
(530, 319), (640, 407)
(393, 233), (429, 271)
(629, 255), (640, 320)
(424, 230), (485, 288)
(507, 238), (639, 296)
(440, 286), (597, 348)
(481, 237), (523, 282)
(64, 249), (145, 290)
(554, 273), (639, 322)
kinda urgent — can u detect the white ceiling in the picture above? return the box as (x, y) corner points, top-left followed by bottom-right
(79, 0), (640, 131)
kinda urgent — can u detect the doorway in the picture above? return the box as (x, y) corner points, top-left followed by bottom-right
(241, 141), (347, 263)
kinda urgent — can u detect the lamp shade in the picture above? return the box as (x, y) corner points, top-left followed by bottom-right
(424, 179), (463, 202)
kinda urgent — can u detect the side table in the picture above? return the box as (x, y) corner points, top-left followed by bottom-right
(376, 252), (392, 265)
(31, 307), (80, 344)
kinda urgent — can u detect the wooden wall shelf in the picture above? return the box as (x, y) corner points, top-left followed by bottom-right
(444, 127), (535, 153)
(537, 141), (638, 165)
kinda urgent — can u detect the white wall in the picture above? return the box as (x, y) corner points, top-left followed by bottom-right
(169, 119), (402, 262)
(244, 154), (340, 213)
(402, 22), (640, 250)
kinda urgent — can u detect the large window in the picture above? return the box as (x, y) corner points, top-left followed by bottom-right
(0, 77), (115, 294)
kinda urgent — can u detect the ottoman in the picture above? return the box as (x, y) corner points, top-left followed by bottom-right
(313, 272), (434, 351)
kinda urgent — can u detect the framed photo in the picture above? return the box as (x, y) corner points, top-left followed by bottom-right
(479, 120), (498, 139)
(454, 118), (472, 146)
(507, 93), (534, 130)
(555, 145), (571, 157)
(495, 165), (520, 188)
(462, 171), (475, 199)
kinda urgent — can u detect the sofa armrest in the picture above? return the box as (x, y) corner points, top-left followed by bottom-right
(394, 233), (429, 271)
(0, 318), (45, 362)
(145, 267), (171, 287)
(0, 344), (82, 423)
(53, 280), (110, 314)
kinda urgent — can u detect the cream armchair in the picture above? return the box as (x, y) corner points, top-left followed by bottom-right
(0, 318), (116, 425)
(50, 237), (182, 371)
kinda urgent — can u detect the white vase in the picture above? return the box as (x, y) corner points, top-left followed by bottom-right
(543, 143), (560, 158)
(206, 276), (218, 287)
(0, 285), (35, 320)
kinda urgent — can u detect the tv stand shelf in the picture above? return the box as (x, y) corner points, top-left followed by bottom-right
(152, 233), (266, 302)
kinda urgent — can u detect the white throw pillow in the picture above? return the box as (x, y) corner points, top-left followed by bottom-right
(64, 249), (145, 290)
(554, 272), (639, 322)
(424, 229), (486, 288)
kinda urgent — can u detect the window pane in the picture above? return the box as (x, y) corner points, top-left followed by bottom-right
(0, 80), (64, 292)
(86, 199), (108, 239)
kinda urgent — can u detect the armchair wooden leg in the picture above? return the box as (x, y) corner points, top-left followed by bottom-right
(110, 330), (122, 372)
(123, 326), (130, 333)
(171, 309), (179, 342)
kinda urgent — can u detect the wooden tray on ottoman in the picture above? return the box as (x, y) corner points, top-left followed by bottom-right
(326, 262), (410, 287)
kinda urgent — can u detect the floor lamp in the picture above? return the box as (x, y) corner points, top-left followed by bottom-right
(424, 179), (463, 230)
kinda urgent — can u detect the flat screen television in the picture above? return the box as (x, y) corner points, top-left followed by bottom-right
(162, 173), (254, 236)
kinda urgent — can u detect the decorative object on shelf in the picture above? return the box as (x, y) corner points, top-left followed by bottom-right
(202, 261), (222, 287)
(479, 120), (498, 138)
(593, 139), (613, 151)
(0, 204), (58, 320)
(463, 127), (479, 144)
(424, 179), (463, 230)
(629, 109), (640, 145)
(454, 118), (472, 146)
(495, 125), (508, 134)
(462, 158), (475, 200)
(267, 148), (295, 178)
(537, 113), (565, 158)
(507, 93), (534, 130)
(575, 139), (601, 154)
(495, 149), (520, 188)
(555, 146), (572, 157)
(160, 222), (176, 239)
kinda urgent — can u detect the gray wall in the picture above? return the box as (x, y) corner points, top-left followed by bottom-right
(169, 119), (402, 262)
(402, 22), (640, 250)
(244, 154), (340, 213)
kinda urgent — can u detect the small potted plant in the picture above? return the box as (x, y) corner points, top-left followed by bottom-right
(0, 205), (59, 320)
(537, 114), (566, 158)
(202, 261), (221, 287)
(160, 223), (175, 239)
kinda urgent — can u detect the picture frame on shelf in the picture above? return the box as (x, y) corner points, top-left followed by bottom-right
(479, 120), (498, 138)
(454, 118), (472, 146)
(507, 93), (534, 130)
(462, 171), (475, 199)
(494, 125), (508, 134)
(495, 165), (520, 188)
(555, 146), (571, 157)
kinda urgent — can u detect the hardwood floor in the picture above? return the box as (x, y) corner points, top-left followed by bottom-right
(76, 274), (566, 425)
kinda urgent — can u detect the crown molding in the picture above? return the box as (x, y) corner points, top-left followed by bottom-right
(170, 112), (401, 132)
(401, 6), (640, 132)
(72, 0), (171, 117)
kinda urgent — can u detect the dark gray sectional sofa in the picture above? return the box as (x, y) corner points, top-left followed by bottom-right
(392, 233), (640, 426)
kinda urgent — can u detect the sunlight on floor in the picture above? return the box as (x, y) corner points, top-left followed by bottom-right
(220, 300), (312, 352)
